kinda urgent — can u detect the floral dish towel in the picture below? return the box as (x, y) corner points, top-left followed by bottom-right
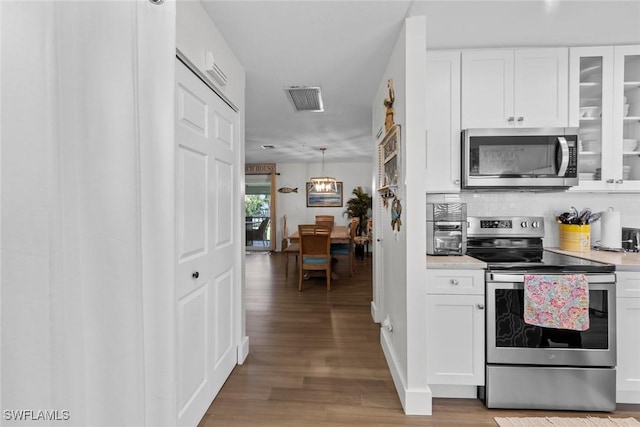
(523, 274), (590, 331)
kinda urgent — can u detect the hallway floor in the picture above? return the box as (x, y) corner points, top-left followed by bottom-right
(197, 252), (640, 426)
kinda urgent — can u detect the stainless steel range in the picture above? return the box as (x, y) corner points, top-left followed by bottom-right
(467, 216), (617, 412)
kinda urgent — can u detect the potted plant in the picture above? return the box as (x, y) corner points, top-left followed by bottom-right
(343, 186), (372, 237)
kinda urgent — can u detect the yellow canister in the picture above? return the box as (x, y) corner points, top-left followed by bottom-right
(559, 224), (591, 252)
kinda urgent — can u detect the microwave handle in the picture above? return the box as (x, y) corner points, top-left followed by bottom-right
(556, 137), (569, 177)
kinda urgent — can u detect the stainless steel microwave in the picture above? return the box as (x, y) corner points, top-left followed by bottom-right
(461, 128), (579, 190)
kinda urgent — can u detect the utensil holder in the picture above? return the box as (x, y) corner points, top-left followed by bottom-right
(559, 224), (591, 252)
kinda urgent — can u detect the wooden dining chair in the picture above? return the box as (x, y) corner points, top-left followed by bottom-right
(315, 215), (334, 231)
(354, 217), (372, 259)
(298, 225), (332, 291)
(282, 215), (300, 277)
(329, 217), (357, 277)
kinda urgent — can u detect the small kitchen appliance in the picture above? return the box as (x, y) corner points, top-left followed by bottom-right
(467, 216), (616, 412)
(426, 203), (467, 256)
(461, 127), (579, 190)
(622, 227), (640, 252)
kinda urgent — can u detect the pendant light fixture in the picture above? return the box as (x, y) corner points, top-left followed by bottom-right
(310, 147), (337, 193)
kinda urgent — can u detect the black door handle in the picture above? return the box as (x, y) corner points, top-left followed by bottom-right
(192, 271), (199, 279)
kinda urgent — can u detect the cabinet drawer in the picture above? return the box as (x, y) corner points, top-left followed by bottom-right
(426, 269), (484, 295)
(617, 272), (640, 298)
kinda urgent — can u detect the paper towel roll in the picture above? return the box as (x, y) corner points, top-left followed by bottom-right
(600, 208), (621, 249)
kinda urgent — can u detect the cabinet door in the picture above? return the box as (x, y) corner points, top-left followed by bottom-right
(461, 49), (514, 129)
(616, 297), (640, 403)
(426, 50), (461, 192)
(569, 44), (640, 192)
(514, 48), (569, 128)
(568, 46), (615, 192)
(613, 45), (640, 191)
(426, 294), (485, 385)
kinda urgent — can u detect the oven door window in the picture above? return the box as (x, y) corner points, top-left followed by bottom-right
(494, 288), (608, 349)
(469, 136), (564, 177)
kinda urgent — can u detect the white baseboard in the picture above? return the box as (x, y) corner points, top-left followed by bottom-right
(380, 328), (432, 415)
(371, 301), (380, 323)
(429, 384), (478, 399)
(617, 390), (640, 404)
(237, 335), (249, 364)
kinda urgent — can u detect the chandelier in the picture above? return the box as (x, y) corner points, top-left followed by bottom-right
(310, 148), (337, 193)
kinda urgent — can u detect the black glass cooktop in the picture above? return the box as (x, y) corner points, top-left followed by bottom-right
(468, 249), (614, 273)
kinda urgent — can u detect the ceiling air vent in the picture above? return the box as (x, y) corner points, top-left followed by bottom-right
(284, 86), (324, 112)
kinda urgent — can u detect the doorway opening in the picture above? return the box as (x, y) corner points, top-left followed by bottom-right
(245, 174), (273, 251)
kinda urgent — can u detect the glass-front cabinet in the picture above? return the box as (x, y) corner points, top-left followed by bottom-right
(569, 45), (640, 191)
(615, 46), (640, 188)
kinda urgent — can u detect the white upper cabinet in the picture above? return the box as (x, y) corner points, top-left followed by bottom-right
(426, 50), (461, 193)
(461, 48), (569, 129)
(461, 49), (513, 128)
(614, 45), (640, 189)
(569, 45), (640, 192)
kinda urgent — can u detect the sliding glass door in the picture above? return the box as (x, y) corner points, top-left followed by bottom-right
(245, 174), (272, 251)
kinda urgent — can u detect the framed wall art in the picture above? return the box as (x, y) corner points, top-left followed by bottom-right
(379, 124), (400, 189)
(306, 181), (343, 207)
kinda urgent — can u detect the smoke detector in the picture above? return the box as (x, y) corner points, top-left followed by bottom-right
(284, 86), (324, 112)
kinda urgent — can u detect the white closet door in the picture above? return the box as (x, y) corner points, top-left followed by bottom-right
(175, 59), (238, 427)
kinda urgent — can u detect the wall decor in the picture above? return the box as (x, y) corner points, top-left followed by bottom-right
(383, 78), (395, 133)
(391, 197), (402, 232)
(306, 181), (343, 207)
(378, 124), (400, 189)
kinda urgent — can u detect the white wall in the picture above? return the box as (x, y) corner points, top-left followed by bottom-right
(375, 15), (432, 416)
(176, 0), (245, 108)
(275, 161), (372, 251)
(2, 1), (177, 425)
(1, 1), (246, 425)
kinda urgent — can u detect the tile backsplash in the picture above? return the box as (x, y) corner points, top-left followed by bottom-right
(427, 192), (640, 248)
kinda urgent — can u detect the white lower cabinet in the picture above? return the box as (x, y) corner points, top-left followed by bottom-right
(426, 269), (485, 395)
(616, 271), (640, 404)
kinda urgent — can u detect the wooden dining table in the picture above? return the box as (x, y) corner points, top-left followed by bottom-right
(288, 225), (350, 244)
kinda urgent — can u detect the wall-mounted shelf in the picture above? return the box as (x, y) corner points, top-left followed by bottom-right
(377, 186), (396, 200)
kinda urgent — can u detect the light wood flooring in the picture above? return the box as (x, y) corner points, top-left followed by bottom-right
(198, 252), (640, 426)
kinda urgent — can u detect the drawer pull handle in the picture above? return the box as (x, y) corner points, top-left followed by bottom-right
(450, 279), (459, 286)
(477, 304), (485, 310)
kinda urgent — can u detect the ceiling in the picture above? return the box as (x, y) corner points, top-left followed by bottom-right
(200, 0), (413, 164)
(199, 1), (640, 165)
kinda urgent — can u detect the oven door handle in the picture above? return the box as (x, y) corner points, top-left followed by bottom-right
(488, 273), (616, 284)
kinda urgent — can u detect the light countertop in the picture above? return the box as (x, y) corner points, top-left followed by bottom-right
(546, 248), (640, 272)
(427, 250), (640, 272)
(426, 255), (487, 270)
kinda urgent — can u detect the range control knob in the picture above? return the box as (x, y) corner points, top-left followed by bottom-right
(532, 221), (540, 228)
(520, 221), (528, 228)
